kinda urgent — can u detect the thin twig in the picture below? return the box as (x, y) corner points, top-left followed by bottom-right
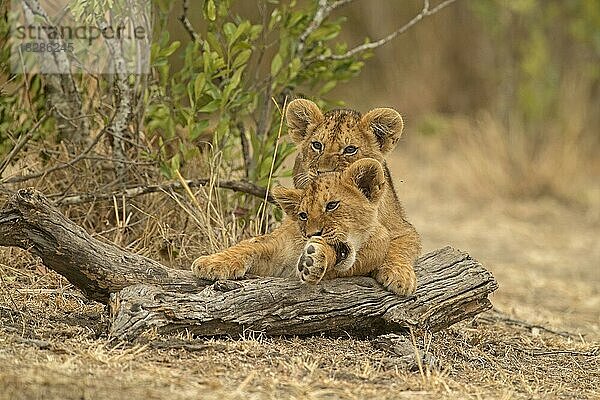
(257, 97), (287, 233)
(238, 122), (251, 179)
(53, 178), (274, 206)
(479, 309), (580, 339)
(179, 0), (200, 42)
(0, 116), (47, 177)
(297, 0), (355, 53)
(515, 346), (599, 357)
(1, 129), (107, 184)
(297, 0), (327, 53)
(317, 0), (458, 61)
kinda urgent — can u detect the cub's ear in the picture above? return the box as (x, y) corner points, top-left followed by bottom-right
(272, 186), (303, 216)
(343, 158), (385, 202)
(286, 99), (324, 143)
(360, 108), (404, 154)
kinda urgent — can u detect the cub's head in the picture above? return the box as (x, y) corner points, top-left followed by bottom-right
(273, 158), (386, 272)
(286, 98), (404, 188)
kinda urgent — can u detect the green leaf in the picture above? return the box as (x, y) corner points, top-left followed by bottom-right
(269, 9), (281, 31)
(222, 67), (245, 105)
(194, 73), (206, 100)
(170, 154), (181, 172)
(319, 80), (337, 95)
(289, 57), (301, 80)
(249, 24), (263, 40)
(160, 41), (180, 57)
(271, 53), (283, 76)
(190, 120), (210, 140)
(311, 25), (341, 42)
(206, 32), (223, 57)
(206, 0), (216, 21)
(231, 21), (250, 47)
(287, 11), (305, 29)
(223, 22), (236, 39)
(160, 163), (172, 179)
(232, 49), (252, 68)
(198, 99), (220, 113)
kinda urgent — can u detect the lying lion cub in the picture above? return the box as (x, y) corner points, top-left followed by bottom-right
(191, 158), (417, 295)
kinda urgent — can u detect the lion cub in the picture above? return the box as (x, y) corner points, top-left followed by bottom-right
(286, 99), (421, 292)
(191, 158), (417, 295)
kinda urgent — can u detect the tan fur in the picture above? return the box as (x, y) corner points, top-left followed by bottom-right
(286, 99), (421, 293)
(192, 159), (417, 295)
(191, 100), (421, 295)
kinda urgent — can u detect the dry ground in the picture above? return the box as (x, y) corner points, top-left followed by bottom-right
(0, 135), (599, 399)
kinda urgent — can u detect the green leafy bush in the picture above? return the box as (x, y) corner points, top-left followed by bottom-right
(146, 0), (370, 186)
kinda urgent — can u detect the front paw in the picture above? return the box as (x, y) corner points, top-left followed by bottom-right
(191, 254), (247, 280)
(297, 237), (336, 284)
(374, 266), (417, 296)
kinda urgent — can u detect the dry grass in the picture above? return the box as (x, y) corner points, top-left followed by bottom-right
(0, 132), (270, 267)
(3, 0), (599, 396)
(1, 129), (599, 399)
(442, 113), (598, 206)
(0, 255), (597, 400)
(412, 75), (600, 209)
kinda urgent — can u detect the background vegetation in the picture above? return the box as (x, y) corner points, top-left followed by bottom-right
(0, 1), (598, 398)
(1, 0), (598, 252)
(340, 0), (599, 203)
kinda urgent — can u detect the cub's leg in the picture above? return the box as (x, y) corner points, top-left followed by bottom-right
(296, 236), (337, 284)
(373, 232), (421, 296)
(191, 223), (302, 280)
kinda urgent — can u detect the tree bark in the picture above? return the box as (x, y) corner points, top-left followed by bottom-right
(0, 188), (202, 302)
(0, 189), (498, 340)
(109, 246), (496, 339)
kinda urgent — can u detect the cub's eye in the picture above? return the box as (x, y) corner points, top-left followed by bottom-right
(343, 145), (358, 155)
(325, 201), (340, 212)
(298, 212), (308, 221)
(311, 141), (323, 152)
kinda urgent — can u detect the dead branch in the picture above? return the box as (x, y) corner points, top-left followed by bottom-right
(478, 309), (580, 339)
(0, 189), (201, 302)
(0, 129), (106, 185)
(110, 243), (497, 339)
(180, 0), (200, 42)
(297, 0), (355, 54)
(317, 0), (458, 62)
(0, 116), (46, 177)
(0, 189), (497, 340)
(53, 178), (274, 205)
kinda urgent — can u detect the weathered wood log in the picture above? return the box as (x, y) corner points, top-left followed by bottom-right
(0, 188), (204, 302)
(110, 247), (497, 339)
(0, 188), (498, 340)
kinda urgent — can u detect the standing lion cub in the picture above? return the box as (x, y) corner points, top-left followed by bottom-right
(192, 158), (416, 295)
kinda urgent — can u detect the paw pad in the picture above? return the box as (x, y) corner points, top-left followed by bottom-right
(297, 238), (335, 285)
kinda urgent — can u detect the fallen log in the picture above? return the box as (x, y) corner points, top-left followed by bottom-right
(0, 188), (498, 340)
(0, 188), (203, 302)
